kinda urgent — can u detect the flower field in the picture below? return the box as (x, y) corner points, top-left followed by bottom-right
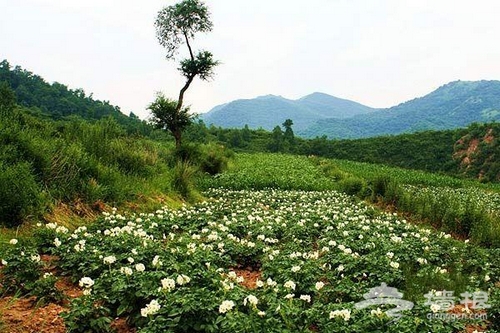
(2, 187), (499, 332)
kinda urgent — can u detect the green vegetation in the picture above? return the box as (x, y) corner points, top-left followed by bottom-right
(201, 153), (500, 246)
(202, 80), (500, 139)
(2, 187), (498, 332)
(0, 88), (231, 228)
(188, 120), (499, 182)
(0, 60), (149, 134)
(153, 0), (219, 147)
(201, 92), (375, 132)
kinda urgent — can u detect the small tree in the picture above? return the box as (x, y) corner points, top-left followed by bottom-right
(282, 119), (295, 144)
(148, 93), (191, 145)
(152, 0), (219, 147)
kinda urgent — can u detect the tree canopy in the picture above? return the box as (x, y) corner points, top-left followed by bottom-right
(153, 0), (219, 147)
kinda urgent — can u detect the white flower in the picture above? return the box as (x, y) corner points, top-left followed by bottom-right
(176, 274), (191, 285)
(141, 299), (161, 317)
(161, 278), (176, 291)
(329, 309), (351, 321)
(103, 256), (116, 265)
(416, 258), (427, 265)
(152, 255), (162, 267)
(120, 267), (133, 276)
(30, 254), (41, 262)
(256, 280), (264, 288)
(257, 311), (266, 317)
(9, 239), (18, 245)
(337, 265), (345, 272)
(390, 261), (400, 269)
(386, 252), (394, 259)
(127, 257), (135, 264)
(43, 272), (53, 279)
(370, 307), (383, 317)
(135, 263), (146, 272)
(284, 293), (295, 299)
(1, 259), (7, 266)
(291, 266), (301, 273)
(266, 278), (277, 287)
(83, 289), (92, 296)
(284, 280), (296, 290)
(79, 277), (95, 289)
(243, 295), (259, 307)
(54, 238), (62, 247)
(219, 300), (235, 314)
(484, 275), (490, 282)
(315, 281), (325, 291)
(430, 303), (441, 313)
(300, 294), (311, 303)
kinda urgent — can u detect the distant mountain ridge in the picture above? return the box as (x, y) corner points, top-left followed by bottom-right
(201, 92), (376, 131)
(202, 80), (500, 139)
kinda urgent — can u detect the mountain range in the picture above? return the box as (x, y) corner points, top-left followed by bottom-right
(201, 80), (500, 139)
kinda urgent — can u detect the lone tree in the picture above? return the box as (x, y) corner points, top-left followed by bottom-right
(150, 0), (219, 147)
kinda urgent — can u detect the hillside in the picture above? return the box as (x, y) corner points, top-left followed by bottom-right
(453, 123), (500, 181)
(200, 92), (375, 131)
(0, 60), (144, 131)
(300, 80), (500, 138)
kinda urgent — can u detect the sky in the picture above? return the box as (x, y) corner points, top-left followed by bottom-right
(2, 0), (500, 118)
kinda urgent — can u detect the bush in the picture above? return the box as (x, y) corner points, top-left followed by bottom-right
(338, 177), (366, 196)
(172, 161), (198, 199)
(200, 144), (230, 175)
(0, 162), (43, 227)
(370, 175), (392, 200)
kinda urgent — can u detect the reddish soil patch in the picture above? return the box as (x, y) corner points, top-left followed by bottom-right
(484, 128), (495, 144)
(0, 296), (67, 333)
(233, 268), (262, 289)
(55, 277), (83, 299)
(111, 318), (137, 333)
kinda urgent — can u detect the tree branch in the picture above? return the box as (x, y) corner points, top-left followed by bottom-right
(176, 73), (196, 113)
(184, 31), (195, 61)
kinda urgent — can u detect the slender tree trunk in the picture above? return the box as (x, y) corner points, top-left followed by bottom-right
(172, 33), (197, 149)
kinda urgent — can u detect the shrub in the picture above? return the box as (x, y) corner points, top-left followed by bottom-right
(338, 177), (366, 196)
(172, 161), (198, 199)
(200, 144), (230, 175)
(0, 162), (43, 227)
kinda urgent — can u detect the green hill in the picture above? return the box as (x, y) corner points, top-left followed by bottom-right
(0, 60), (145, 131)
(200, 92), (375, 131)
(300, 80), (500, 138)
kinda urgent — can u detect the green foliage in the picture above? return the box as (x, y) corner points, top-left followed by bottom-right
(0, 243), (43, 294)
(62, 296), (113, 333)
(0, 60), (149, 133)
(201, 153), (337, 191)
(154, 0), (213, 59)
(0, 162), (43, 227)
(29, 273), (65, 306)
(199, 143), (230, 175)
(172, 161), (198, 199)
(0, 107), (180, 226)
(148, 93), (192, 147)
(301, 80), (500, 139)
(338, 177), (366, 197)
(153, 0), (219, 147)
(21, 189), (498, 332)
(0, 81), (16, 114)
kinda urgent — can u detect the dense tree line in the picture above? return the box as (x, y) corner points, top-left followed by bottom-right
(185, 119), (498, 181)
(0, 60), (150, 135)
